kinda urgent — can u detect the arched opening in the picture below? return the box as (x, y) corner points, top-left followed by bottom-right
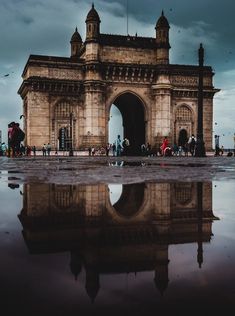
(175, 105), (193, 145)
(178, 129), (188, 146)
(109, 183), (145, 217)
(109, 106), (123, 146)
(109, 92), (146, 155)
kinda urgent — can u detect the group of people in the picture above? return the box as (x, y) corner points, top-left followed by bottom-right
(42, 143), (52, 156)
(160, 134), (198, 157)
(88, 135), (131, 157)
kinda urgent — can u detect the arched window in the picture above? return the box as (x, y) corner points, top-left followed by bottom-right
(176, 105), (192, 122)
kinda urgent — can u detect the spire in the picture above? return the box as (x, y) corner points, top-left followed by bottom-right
(86, 3), (100, 23)
(156, 11), (170, 28)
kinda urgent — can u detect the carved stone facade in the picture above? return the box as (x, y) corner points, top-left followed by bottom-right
(18, 5), (219, 152)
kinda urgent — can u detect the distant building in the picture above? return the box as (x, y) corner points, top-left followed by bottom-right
(18, 4), (219, 152)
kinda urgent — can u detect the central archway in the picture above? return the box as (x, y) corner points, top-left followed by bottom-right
(109, 92), (146, 155)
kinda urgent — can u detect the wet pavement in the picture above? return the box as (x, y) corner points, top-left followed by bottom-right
(0, 155), (235, 184)
(0, 156), (235, 315)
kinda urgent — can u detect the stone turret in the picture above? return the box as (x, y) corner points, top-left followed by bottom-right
(155, 11), (170, 64)
(70, 27), (82, 58)
(85, 3), (101, 62)
(85, 3), (101, 42)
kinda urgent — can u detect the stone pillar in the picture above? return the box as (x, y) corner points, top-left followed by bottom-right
(83, 184), (107, 217)
(152, 73), (172, 148)
(26, 91), (50, 147)
(203, 98), (213, 151)
(23, 183), (51, 216)
(151, 183), (171, 235)
(82, 81), (106, 147)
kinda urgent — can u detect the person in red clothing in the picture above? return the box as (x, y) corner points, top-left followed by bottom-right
(160, 137), (169, 156)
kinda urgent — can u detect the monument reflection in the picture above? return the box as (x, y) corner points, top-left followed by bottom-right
(18, 182), (218, 301)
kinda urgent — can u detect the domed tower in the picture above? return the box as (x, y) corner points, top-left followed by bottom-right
(70, 27), (83, 58)
(85, 3), (101, 42)
(155, 11), (171, 64)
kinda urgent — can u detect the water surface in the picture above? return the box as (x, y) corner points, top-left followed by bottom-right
(1, 178), (235, 315)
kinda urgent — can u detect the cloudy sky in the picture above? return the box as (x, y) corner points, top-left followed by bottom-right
(0, 0), (235, 148)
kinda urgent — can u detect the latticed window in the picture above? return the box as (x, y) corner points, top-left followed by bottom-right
(55, 102), (74, 118)
(175, 183), (192, 205)
(176, 105), (192, 122)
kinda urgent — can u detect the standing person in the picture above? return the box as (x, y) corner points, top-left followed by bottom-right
(26, 146), (31, 156)
(220, 145), (224, 156)
(160, 137), (169, 156)
(112, 143), (116, 156)
(122, 138), (130, 155)
(32, 146), (36, 156)
(146, 143), (152, 156)
(116, 135), (122, 156)
(173, 143), (178, 156)
(141, 143), (146, 156)
(88, 146), (92, 156)
(46, 143), (51, 156)
(42, 144), (47, 156)
(188, 134), (196, 156)
(106, 143), (110, 156)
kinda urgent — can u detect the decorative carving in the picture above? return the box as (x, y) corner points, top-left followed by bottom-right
(172, 76), (198, 86)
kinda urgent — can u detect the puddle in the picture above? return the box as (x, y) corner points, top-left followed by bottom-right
(1, 177), (235, 312)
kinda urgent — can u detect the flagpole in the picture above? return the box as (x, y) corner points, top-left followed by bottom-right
(127, 0), (129, 35)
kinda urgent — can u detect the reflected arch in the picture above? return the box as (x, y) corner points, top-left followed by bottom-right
(108, 183), (146, 218)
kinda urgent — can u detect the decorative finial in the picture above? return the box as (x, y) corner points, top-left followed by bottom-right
(92, 2), (94, 9)
(199, 43), (204, 66)
(75, 26), (78, 32)
(161, 10), (164, 16)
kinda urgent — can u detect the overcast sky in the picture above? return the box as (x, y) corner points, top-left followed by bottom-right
(0, 0), (235, 148)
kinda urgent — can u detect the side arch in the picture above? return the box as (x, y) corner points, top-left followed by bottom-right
(50, 97), (82, 149)
(174, 104), (195, 145)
